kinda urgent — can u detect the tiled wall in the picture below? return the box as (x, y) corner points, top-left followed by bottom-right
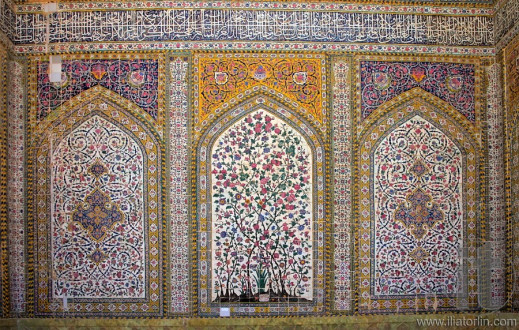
(2, 49), (507, 317)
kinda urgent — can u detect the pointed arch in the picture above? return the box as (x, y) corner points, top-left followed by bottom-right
(35, 85), (162, 140)
(29, 87), (164, 316)
(193, 53), (327, 133)
(194, 85), (328, 138)
(358, 87), (480, 147)
(355, 94), (481, 313)
(194, 94), (329, 316)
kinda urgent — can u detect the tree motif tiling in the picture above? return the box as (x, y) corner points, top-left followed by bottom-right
(360, 61), (476, 122)
(31, 89), (163, 316)
(356, 98), (480, 313)
(193, 53), (327, 130)
(36, 56), (161, 121)
(211, 111), (313, 302)
(195, 95), (328, 316)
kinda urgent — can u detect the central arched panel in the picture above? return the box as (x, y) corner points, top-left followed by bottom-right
(210, 110), (313, 302)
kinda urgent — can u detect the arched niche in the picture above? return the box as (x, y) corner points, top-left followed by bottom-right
(30, 87), (164, 317)
(356, 93), (480, 313)
(194, 95), (328, 316)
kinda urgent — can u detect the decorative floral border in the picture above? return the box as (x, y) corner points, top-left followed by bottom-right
(15, 2), (495, 15)
(7, 59), (26, 315)
(330, 56), (353, 313)
(504, 32), (519, 310)
(0, 40), (9, 317)
(167, 54), (191, 315)
(13, 43), (497, 57)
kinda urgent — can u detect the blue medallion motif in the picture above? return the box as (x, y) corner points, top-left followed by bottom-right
(72, 188), (123, 242)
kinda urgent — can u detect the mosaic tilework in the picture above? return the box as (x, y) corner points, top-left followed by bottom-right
(0, 0), (15, 43)
(360, 61), (476, 122)
(356, 93), (480, 313)
(14, 43), (496, 58)
(193, 53), (327, 133)
(332, 57), (353, 312)
(7, 59), (26, 314)
(485, 62), (506, 308)
(495, 0), (519, 49)
(195, 94), (329, 316)
(0, 42), (8, 317)
(37, 57), (160, 121)
(509, 117), (519, 310)
(505, 37), (519, 113)
(30, 87), (164, 316)
(505, 33), (519, 310)
(168, 55), (190, 315)
(14, 9), (493, 47)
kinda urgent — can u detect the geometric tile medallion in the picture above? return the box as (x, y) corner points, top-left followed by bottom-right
(30, 87), (163, 316)
(356, 96), (481, 313)
(195, 95), (329, 316)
